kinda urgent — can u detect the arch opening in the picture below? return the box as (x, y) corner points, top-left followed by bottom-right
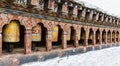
(116, 31), (119, 42)
(2, 20), (25, 54)
(88, 28), (93, 45)
(67, 26), (75, 47)
(112, 31), (115, 43)
(96, 29), (100, 44)
(52, 25), (62, 49)
(79, 27), (85, 46)
(32, 23), (47, 51)
(107, 30), (111, 43)
(102, 30), (106, 44)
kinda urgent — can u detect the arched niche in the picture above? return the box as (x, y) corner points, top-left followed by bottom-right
(102, 30), (106, 44)
(112, 31), (115, 43)
(67, 26), (75, 47)
(96, 29), (100, 44)
(2, 20), (25, 53)
(79, 27), (85, 46)
(32, 23), (47, 51)
(107, 30), (111, 43)
(52, 25), (63, 49)
(116, 31), (119, 42)
(88, 28), (93, 45)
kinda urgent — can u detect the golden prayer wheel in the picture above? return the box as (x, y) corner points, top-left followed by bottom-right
(32, 25), (41, 41)
(67, 28), (71, 40)
(52, 26), (59, 42)
(89, 33), (92, 39)
(78, 30), (81, 40)
(3, 21), (20, 42)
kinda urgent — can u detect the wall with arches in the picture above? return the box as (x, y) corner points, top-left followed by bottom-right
(0, 13), (120, 57)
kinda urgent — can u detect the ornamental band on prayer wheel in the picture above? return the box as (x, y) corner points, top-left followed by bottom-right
(32, 25), (41, 42)
(52, 26), (59, 42)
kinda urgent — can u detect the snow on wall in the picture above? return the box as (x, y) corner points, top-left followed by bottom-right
(73, 0), (120, 18)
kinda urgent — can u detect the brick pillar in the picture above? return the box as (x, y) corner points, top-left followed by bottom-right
(93, 31), (96, 46)
(62, 2), (68, 13)
(84, 29), (88, 46)
(95, 13), (99, 21)
(74, 30), (79, 48)
(109, 17), (112, 23)
(101, 14), (104, 22)
(24, 29), (32, 54)
(48, 0), (55, 10)
(105, 32), (108, 44)
(105, 16), (108, 22)
(62, 30), (67, 49)
(73, 7), (78, 16)
(0, 32), (2, 56)
(82, 8), (86, 18)
(31, 0), (39, 6)
(89, 10), (93, 20)
(46, 30), (52, 51)
(99, 31), (102, 45)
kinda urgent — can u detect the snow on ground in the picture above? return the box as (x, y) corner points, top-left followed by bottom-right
(20, 47), (120, 66)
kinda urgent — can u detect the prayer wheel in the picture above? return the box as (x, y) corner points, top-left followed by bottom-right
(87, 29), (90, 39)
(32, 25), (41, 42)
(3, 21), (20, 42)
(67, 28), (70, 40)
(52, 26), (58, 42)
(78, 30), (81, 40)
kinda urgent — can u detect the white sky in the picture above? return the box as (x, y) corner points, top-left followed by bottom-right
(78, 0), (120, 17)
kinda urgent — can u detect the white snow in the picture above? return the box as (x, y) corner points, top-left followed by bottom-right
(20, 47), (120, 66)
(74, 0), (100, 9)
(73, 0), (120, 18)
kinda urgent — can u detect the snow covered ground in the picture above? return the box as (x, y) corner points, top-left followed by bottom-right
(20, 47), (120, 66)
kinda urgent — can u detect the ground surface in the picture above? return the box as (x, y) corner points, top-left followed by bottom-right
(20, 47), (120, 66)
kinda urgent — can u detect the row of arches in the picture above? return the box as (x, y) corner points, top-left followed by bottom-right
(1, 20), (120, 55)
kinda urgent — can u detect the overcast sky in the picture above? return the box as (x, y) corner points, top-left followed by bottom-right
(78, 0), (120, 17)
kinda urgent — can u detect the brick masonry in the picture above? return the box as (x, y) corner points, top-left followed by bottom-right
(0, 0), (120, 66)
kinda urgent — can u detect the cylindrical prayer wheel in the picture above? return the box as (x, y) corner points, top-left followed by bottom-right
(89, 33), (92, 39)
(67, 28), (71, 40)
(3, 21), (20, 42)
(87, 30), (90, 39)
(32, 25), (41, 42)
(78, 30), (81, 40)
(52, 26), (59, 42)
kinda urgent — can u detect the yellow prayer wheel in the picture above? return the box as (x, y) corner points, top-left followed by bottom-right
(89, 34), (92, 39)
(52, 26), (59, 42)
(78, 30), (81, 40)
(3, 21), (20, 42)
(67, 28), (71, 40)
(32, 25), (41, 41)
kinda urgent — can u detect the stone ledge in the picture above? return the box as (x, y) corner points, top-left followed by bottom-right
(94, 45), (101, 50)
(0, 44), (119, 66)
